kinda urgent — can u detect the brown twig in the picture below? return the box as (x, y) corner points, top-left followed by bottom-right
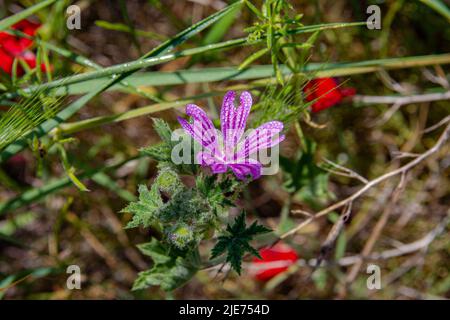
(423, 115), (450, 133)
(422, 67), (450, 89)
(322, 158), (369, 184)
(316, 202), (353, 268)
(282, 122), (450, 240)
(346, 172), (407, 283)
(353, 91), (450, 126)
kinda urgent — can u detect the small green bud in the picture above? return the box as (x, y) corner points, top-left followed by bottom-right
(156, 168), (181, 194)
(167, 223), (194, 249)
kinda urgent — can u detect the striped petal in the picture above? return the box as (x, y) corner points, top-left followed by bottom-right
(228, 160), (262, 181)
(236, 121), (284, 158)
(177, 103), (219, 153)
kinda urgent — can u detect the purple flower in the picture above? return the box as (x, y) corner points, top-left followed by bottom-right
(177, 91), (285, 181)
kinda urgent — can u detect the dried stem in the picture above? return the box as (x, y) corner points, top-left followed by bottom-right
(282, 122), (450, 240)
(346, 172), (407, 282)
(353, 90), (450, 105)
(322, 158), (369, 184)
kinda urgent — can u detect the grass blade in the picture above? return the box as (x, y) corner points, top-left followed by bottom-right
(419, 0), (450, 22)
(47, 53), (450, 95)
(2, 20), (364, 100)
(0, 93), (64, 150)
(0, 156), (139, 215)
(0, 2), (243, 162)
(0, 0), (58, 31)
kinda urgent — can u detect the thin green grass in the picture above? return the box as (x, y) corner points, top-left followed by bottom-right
(0, 92), (64, 150)
(0, 1), (242, 164)
(0, 0), (58, 31)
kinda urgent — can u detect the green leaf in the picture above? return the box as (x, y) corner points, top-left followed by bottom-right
(211, 212), (271, 274)
(133, 246), (200, 291)
(246, 220), (272, 237)
(139, 119), (174, 162)
(210, 236), (228, 258)
(140, 142), (172, 162)
(137, 239), (172, 265)
(280, 139), (330, 203)
(122, 184), (163, 229)
(196, 175), (240, 213)
(152, 118), (173, 143)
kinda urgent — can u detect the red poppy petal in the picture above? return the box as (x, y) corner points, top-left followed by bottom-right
(251, 243), (298, 281)
(21, 51), (37, 68)
(0, 48), (14, 74)
(303, 77), (354, 113)
(13, 20), (41, 36)
(0, 19), (40, 56)
(339, 87), (356, 98)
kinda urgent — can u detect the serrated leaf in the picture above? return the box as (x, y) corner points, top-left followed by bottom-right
(210, 212), (271, 274)
(280, 139), (330, 203)
(210, 236), (228, 259)
(140, 119), (178, 164)
(132, 269), (162, 291)
(122, 184), (163, 228)
(132, 248), (200, 291)
(137, 239), (171, 265)
(152, 118), (173, 143)
(245, 220), (271, 237)
(140, 142), (172, 162)
(241, 240), (261, 259)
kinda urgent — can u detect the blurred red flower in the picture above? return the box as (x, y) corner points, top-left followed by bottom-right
(0, 20), (45, 76)
(251, 242), (298, 281)
(303, 77), (356, 113)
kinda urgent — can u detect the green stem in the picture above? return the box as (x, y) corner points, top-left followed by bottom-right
(2, 22), (366, 100)
(294, 121), (307, 150)
(0, 156), (140, 215)
(0, 1), (241, 163)
(46, 53), (450, 96)
(0, 0), (58, 31)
